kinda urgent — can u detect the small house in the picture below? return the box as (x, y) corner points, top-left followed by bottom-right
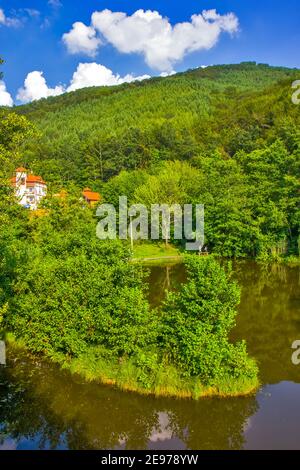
(11, 167), (47, 210)
(82, 188), (101, 207)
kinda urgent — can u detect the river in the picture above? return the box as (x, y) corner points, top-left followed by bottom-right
(0, 261), (299, 450)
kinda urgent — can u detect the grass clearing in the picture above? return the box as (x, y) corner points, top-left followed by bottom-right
(131, 242), (183, 263)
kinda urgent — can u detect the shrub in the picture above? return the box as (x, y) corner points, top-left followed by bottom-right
(160, 255), (258, 385)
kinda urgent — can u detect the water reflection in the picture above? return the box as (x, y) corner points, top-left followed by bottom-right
(232, 261), (300, 384)
(0, 261), (299, 449)
(0, 348), (257, 450)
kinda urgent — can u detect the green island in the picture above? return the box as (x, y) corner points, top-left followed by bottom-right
(1, 61), (299, 399)
(0, 192), (258, 398)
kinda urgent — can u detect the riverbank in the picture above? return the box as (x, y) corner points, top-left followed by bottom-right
(131, 242), (183, 264)
(130, 242), (299, 266)
(4, 333), (259, 400)
(280, 255), (300, 266)
(131, 255), (183, 265)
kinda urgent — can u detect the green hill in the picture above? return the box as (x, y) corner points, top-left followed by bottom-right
(13, 62), (299, 186)
(1, 62), (299, 259)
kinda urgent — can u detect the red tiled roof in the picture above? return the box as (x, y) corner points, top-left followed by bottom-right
(10, 172), (47, 186)
(15, 167), (27, 172)
(82, 188), (101, 202)
(26, 175), (46, 185)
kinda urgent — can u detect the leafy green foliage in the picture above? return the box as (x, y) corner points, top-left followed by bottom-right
(2, 214), (258, 394)
(103, 147), (299, 258)
(161, 256), (258, 385)
(3, 198), (154, 358)
(0, 189), (257, 395)
(11, 62), (299, 187)
(0, 111), (38, 178)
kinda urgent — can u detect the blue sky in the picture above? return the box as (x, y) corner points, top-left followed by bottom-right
(0, 0), (300, 105)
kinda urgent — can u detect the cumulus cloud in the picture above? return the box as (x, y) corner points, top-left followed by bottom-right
(62, 22), (102, 57)
(67, 62), (150, 91)
(63, 8), (239, 71)
(16, 65), (150, 103)
(16, 71), (65, 104)
(160, 70), (176, 77)
(0, 81), (13, 106)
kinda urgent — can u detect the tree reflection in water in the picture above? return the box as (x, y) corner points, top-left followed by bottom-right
(0, 347), (257, 450)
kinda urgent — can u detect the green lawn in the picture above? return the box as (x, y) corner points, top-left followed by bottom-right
(132, 242), (182, 260)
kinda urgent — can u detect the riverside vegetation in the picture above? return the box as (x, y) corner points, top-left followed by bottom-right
(0, 186), (258, 397)
(1, 61), (300, 397)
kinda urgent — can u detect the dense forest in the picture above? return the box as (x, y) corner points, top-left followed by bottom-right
(11, 62), (299, 182)
(13, 62), (300, 185)
(2, 61), (298, 259)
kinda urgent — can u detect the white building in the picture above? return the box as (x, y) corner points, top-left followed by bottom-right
(11, 167), (47, 210)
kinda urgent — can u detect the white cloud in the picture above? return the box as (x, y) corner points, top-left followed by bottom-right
(160, 70), (176, 77)
(62, 22), (102, 57)
(63, 8), (239, 71)
(0, 81), (13, 107)
(0, 9), (5, 24)
(16, 65), (150, 103)
(0, 81), (13, 106)
(0, 8), (21, 27)
(67, 62), (150, 92)
(16, 71), (65, 104)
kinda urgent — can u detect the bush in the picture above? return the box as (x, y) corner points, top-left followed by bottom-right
(160, 255), (258, 385)
(3, 198), (156, 358)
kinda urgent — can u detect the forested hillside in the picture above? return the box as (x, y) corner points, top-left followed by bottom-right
(1, 62), (300, 258)
(12, 62), (299, 184)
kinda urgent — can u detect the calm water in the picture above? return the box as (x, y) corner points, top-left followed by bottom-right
(0, 261), (300, 450)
